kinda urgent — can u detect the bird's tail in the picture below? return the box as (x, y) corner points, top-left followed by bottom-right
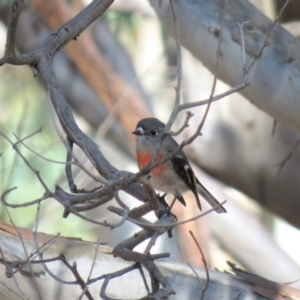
(196, 182), (227, 214)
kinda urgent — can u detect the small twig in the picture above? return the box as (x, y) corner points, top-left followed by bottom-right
(237, 21), (249, 76)
(64, 137), (105, 193)
(0, 246), (25, 297)
(236, 292), (242, 300)
(31, 254), (94, 299)
(5, 0), (24, 58)
(276, 138), (300, 175)
(0, 188), (42, 298)
(13, 132), (105, 184)
(105, 206), (129, 229)
(198, 0), (228, 134)
(179, 81), (248, 111)
(5, 235), (58, 277)
(113, 201), (227, 230)
(189, 230), (210, 300)
(13, 127), (43, 146)
(143, 232), (160, 255)
(108, 206), (153, 229)
(1, 187), (50, 208)
(247, 0), (291, 72)
(167, 0), (182, 129)
(32, 202), (76, 285)
(272, 119), (277, 137)
(149, 253), (170, 260)
(77, 239), (100, 300)
(0, 0), (36, 65)
(0, 130), (51, 193)
(137, 264), (151, 295)
(88, 263), (137, 285)
(65, 260), (94, 300)
(188, 262), (203, 289)
(114, 191), (129, 209)
(0, 281), (25, 300)
(170, 111), (194, 136)
(138, 177), (159, 212)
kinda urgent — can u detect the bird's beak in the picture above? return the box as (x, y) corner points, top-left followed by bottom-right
(132, 130), (141, 135)
(132, 126), (144, 136)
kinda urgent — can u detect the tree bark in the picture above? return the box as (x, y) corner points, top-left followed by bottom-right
(149, 0), (300, 133)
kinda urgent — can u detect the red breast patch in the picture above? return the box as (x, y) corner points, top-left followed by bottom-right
(136, 151), (167, 176)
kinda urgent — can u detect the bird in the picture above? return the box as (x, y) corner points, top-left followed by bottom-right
(132, 117), (226, 214)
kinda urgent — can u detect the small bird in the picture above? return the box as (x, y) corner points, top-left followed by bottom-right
(132, 117), (226, 214)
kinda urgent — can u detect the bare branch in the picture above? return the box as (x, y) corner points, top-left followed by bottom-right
(13, 127), (43, 146)
(276, 138), (300, 175)
(247, 0), (292, 72)
(237, 21), (249, 75)
(0, 0), (37, 66)
(167, 0), (183, 129)
(198, 0), (228, 134)
(189, 230), (210, 300)
(0, 130), (51, 193)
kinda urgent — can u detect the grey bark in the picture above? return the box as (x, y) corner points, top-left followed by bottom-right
(149, 0), (300, 132)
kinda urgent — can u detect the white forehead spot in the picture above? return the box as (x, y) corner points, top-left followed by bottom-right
(136, 126), (144, 134)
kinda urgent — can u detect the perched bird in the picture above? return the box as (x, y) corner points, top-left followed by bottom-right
(132, 117), (226, 214)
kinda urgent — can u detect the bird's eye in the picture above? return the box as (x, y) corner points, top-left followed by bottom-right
(150, 130), (157, 136)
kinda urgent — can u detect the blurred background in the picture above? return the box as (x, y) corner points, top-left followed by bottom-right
(1, 0), (300, 289)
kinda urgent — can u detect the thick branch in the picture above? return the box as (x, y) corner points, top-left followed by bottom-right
(149, 0), (300, 132)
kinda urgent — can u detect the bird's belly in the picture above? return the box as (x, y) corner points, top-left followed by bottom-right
(149, 169), (188, 194)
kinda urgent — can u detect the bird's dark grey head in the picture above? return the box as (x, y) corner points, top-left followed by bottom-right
(132, 118), (166, 137)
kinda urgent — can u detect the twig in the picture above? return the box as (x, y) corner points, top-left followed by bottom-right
(112, 201), (226, 230)
(137, 264), (151, 295)
(198, 0), (228, 134)
(32, 202), (76, 285)
(276, 138), (300, 175)
(105, 206), (129, 229)
(112, 229), (175, 298)
(236, 292), (242, 300)
(167, 0), (183, 129)
(13, 132), (105, 184)
(188, 262), (203, 289)
(0, 130), (50, 193)
(0, 246), (25, 297)
(247, 0), (291, 73)
(78, 239), (100, 300)
(64, 136), (105, 193)
(1, 187), (50, 208)
(0, 281), (25, 300)
(0, 186), (42, 299)
(189, 230), (209, 300)
(63, 259), (94, 300)
(13, 127), (43, 146)
(143, 232), (160, 255)
(5, 234), (59, 277)
(179, 81), (248, 110)
(114, 191), (129, 209)
(170, 111), (194, 136)
(237, 21), (249, 76)
(0, 0), (36, 66)
(272, 119), (277, 137)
